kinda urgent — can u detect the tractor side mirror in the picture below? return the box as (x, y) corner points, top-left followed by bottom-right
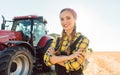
(43, 19), (47, 25)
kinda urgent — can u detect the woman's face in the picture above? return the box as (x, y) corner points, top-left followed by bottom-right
(60, 10), (76, 31)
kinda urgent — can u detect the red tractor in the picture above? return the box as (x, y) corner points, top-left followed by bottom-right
(0, 15), (53, 75)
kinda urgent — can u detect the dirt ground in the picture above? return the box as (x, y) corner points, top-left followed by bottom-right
(84, 51), (120, 75)
(34, 51), (120, 75)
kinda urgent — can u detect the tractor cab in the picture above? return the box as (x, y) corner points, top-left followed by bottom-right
(11, 15), (47, 46)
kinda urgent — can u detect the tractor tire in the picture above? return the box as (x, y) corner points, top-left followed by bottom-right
(0, 46), (33, 75)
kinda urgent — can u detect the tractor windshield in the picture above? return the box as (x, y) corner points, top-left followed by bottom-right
(12, 19), (46, 46)
(15, 19), (31, 36)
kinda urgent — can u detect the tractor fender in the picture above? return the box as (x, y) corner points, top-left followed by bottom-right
(5, 41), (35, 57)
(37, 35), (53, 48)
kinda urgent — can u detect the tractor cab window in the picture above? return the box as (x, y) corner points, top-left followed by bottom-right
(33, 19), (46, 46)
(15, 19), (31, 37)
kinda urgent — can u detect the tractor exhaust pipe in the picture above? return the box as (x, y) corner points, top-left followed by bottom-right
(1, 15), (6, 30)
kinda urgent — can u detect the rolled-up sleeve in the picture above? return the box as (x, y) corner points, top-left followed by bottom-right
(44, 53), (53, 66)
(44, 38), (57, 66)
(64, 36), (89, 72)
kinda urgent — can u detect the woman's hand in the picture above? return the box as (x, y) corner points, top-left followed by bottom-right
(68, 49), (85, 60)
(75, 49), (86, 63)
(46, 47), (55, 55)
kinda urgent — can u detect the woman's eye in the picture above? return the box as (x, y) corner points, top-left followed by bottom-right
(60, 16), (71, 21)
(60, 18), (64, 21)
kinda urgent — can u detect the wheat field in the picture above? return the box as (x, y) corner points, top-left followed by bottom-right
(84, 51), (120, 75)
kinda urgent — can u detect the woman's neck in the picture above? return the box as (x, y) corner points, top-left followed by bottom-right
(65, 30), (73, 41)
(66, 30), (71, 37)
(65, 27), (74, 37)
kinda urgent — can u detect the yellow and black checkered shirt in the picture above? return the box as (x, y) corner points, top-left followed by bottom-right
(44, 32), (89, 72)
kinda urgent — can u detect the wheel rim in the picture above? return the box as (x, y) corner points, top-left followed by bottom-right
(10, 54), (30, 75)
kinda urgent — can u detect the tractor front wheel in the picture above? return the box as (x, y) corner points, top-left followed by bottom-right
(0, 46), (33, 75)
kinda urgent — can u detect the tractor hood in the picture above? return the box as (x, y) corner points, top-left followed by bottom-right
(0, 30), (22, 43)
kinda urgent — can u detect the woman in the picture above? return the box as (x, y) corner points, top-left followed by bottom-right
(44, 8), (89, 75)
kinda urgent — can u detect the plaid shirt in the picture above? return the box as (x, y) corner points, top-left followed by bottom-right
(44, 32), (89, 72)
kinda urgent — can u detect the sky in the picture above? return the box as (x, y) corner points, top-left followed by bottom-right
(0, 0), (120, 51)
